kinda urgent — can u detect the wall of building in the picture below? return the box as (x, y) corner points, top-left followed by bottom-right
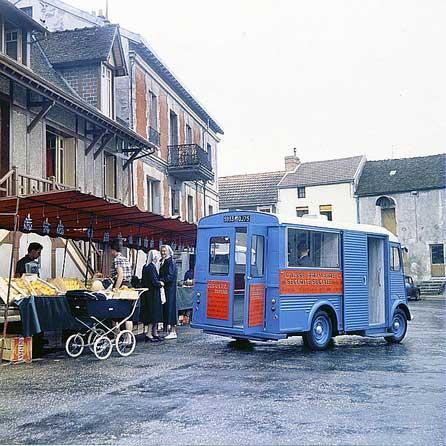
(358, 188), (446, 281)
(59, 65), (100, 108)
(277, 182), (357, 223)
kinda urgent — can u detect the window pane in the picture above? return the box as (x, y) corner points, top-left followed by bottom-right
(391, 247), (401, 271)
(209, 236), (230, 275)
(288, 228), (339, 268)
(431, 245), (445, 264)
(251, 235), (264, 277)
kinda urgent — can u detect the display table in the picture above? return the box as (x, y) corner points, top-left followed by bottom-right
(176, 286), (194, 311)
(17, 296), (80, 336)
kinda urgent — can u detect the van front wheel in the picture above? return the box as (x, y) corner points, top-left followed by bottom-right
(385, 309), (408, 344)
(303, 310), (333, 351)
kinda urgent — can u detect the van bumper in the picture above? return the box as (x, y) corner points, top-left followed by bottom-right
(191, 323), (287, 341)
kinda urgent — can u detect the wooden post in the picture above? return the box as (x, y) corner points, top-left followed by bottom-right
(1, 197), (20, 363)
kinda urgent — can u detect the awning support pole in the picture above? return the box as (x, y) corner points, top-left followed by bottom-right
(1, 196), (20, 363)
(61, 238), (68, 278)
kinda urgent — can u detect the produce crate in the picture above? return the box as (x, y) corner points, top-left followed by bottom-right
(0, 335), (32, 363)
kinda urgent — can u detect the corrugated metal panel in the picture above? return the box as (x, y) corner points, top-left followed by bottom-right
(280, 296), (341, 313)
(343, 231), (369, 330)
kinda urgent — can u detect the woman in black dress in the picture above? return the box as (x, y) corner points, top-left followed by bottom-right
(141, 249), (164, 342)
(159, 244), (178, 339)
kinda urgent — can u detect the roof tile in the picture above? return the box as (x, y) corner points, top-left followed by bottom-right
(279, 155), (364, 188)
(356, 154), (446, 196)
(219, 171), (285, 208)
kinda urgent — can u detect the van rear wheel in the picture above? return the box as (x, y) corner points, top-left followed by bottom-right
(385, 309), (408, 344)
(303, 310), (333, 351)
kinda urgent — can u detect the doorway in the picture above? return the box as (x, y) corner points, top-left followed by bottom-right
(430, 244), (445, 277)
(368, 237), (385, 326)
(232, 227), (247, 328)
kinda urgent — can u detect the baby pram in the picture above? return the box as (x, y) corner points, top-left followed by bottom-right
(65, 290), (144, 360)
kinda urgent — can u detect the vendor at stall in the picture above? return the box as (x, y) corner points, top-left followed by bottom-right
(15, 242), (43, 277)
(110, 241), (132, 288)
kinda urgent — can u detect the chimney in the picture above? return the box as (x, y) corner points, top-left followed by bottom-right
(285, 148), (301, 172)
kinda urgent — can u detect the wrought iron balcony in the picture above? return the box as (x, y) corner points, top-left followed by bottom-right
(167, 144), (214, 182)
(149, 127), (160, 147)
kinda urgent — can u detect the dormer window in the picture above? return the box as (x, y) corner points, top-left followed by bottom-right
(101, 64), (113, 118)
(6, 29), (19, 60)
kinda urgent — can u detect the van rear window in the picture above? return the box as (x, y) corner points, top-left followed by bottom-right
(209, 236), (230, 275)
(288, 228), (339, 268)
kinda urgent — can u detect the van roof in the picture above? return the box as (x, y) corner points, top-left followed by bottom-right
(200, 211), (399, 243)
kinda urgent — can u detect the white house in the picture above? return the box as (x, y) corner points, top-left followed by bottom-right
(277, 155), (366, 223)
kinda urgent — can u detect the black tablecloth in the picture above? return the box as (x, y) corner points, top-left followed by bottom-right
(176, 286), (194, 311)
(17, 296), (79, 336)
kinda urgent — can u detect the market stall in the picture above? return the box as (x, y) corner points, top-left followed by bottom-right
(0, 190), (197, 362)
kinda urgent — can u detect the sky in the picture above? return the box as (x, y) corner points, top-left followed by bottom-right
(70, 0), (445, 176)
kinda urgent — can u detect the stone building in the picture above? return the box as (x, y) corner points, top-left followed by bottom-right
(13, 0), (223, 223)
(356, 154), (446, 285)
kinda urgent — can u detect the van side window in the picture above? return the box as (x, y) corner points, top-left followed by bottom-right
(209, 236), (230, 275)
(391, 246), (401, 271)
(288, 228), (339, 268)
(251, 235), (265, 277)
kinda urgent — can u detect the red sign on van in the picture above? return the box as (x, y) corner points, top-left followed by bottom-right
(248, 284), (265, 327)
(279, 270), (343, 295)
(207, 280), (229, 320)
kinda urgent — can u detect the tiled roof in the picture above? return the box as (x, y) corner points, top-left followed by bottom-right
(37, 24), (118, 66)
(278, 155), (364, 188)
(356, 154), (446, 196)
(219, 171), (285, 209)
(30, 41), (81, 98)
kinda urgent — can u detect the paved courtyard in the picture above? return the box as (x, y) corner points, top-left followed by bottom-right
(0, 299), (445, 445)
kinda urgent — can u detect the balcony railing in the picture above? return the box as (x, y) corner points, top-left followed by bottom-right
(167, 144), (214, 182)
(0, 167), (73, 197)
(149, 126), (160, 147)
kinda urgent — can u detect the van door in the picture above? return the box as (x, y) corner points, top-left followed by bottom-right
(343, 231), (369, 331)
(243, 225), (267, 334)
(204, 228), (235, 327)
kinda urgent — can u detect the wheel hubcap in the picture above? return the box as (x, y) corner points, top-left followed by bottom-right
(313, 315), (330, 345)
(392, 314), (405, 337)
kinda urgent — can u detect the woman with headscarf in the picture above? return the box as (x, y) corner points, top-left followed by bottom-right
(159, 244), (178, 339)
(141, 249), (164, 342)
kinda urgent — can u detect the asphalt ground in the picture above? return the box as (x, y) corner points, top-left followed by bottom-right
(0, 299), (445, 445)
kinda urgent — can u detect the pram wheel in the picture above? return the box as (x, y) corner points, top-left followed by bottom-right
(87, 328), (107, 352)
(116, 330), (136, 357)
(93, 336), (113, 360)
(66, 334), (85, 358)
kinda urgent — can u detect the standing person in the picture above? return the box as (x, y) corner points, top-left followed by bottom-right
(110, 240), (133, 331)
(15, 242), (43, 277)
(159, 244), (178, 339)
(141, 250), (164, 343)
(110, 240), (132, 288)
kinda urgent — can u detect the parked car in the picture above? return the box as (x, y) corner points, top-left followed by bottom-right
(405, 275), (421, 301)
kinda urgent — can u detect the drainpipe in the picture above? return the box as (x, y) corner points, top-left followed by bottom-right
(129, 52), (135, 206)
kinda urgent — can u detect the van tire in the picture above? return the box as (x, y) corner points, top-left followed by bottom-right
(385, 309), (408, 344)
(303, 310), (333, 351)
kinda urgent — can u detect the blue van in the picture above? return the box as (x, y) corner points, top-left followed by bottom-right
(191, 211), (411, 350)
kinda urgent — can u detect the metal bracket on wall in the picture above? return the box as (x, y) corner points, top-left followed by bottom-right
(27, 100), (55, 133)
(85, 130), (106, 156)
(94, 133), (114, 160)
